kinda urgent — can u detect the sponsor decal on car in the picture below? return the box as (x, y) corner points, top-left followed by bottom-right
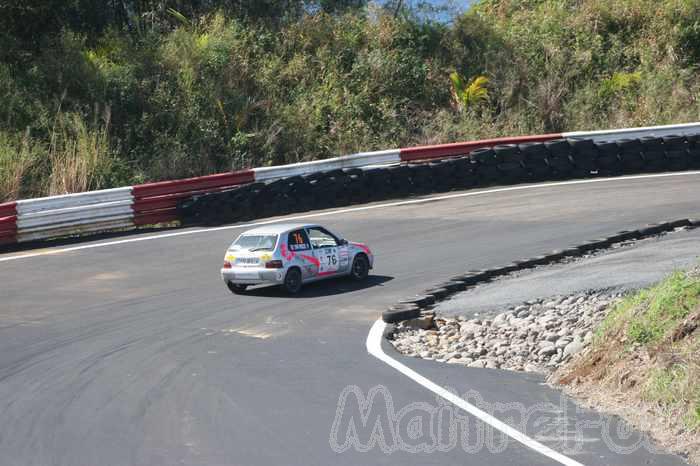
(351, 242), (372, 255)
(280, 243), (295, 261)
(299, 253), (319, 267)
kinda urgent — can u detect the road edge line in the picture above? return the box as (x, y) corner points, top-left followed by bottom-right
(366, 319), (585, 466)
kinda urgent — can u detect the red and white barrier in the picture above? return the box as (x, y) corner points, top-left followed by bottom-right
(398, 133), (560, 162)
(0, 201), (17, 246)
(132, 170), (254, 225)
(397, 121), (700, 162)
(1, 121), (699, 247)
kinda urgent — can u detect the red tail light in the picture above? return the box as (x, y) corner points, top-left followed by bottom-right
(223, 260), (232, 269)
(265, 260), (283, 269)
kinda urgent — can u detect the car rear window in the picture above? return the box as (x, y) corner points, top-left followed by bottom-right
(230, 235), (277, 251)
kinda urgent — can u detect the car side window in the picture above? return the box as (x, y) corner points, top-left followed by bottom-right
(287, 229), (311, 251)
(307, 227), (338, 249)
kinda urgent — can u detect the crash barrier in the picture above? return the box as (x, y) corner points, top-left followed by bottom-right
(253, 149), (402, 181)
(8, 188), (134, 243)
(0, 202), (17, 246)
(178, 134), (700, 226)
(382, 218), (700, 324)
(400, 121), (700, 162)
(1, 121), (699, 247)
(131, 170), (255, 226)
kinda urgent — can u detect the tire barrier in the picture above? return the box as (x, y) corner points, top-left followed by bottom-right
(2, 121), (700, 248)
(382, 219), (700, 325)
(400, 121), (700, 162)
(400, 133), (559, 161)
(132, 170), (254, 226)
(179, 135), (700, 227)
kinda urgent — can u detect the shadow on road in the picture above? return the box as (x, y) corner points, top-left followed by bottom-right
(240, 274), (394, 298)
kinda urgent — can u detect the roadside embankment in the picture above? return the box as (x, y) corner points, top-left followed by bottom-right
(389, 264), (700, 463)
(552, 266), (700, 464)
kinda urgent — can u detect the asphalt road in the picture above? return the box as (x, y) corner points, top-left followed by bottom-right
(1, 173), (699, 466)
(436, 227), (700, 317)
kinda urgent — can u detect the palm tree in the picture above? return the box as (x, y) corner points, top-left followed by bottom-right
(450, 72), (489, 112)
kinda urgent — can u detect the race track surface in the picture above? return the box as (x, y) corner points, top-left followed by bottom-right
(1, 173), (699, 466)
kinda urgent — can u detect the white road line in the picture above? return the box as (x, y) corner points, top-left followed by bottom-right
(2, 170), (699, 263)
(366, 319), (585, 466)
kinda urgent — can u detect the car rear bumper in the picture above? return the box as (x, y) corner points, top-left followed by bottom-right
(221, 267), (285, 285)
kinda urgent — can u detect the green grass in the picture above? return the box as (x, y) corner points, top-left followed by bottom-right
(596, 271), (700, 346)
(693, 401), (700, 429)
(645, 365), (687, 405)
(590, 268), (700, 431)
(644, 363), (700, 430)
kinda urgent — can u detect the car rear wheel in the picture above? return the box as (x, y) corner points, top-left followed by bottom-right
(283, 268), (303, 294)
(227, 282), (248, 294)
(350, 254), (369, 281)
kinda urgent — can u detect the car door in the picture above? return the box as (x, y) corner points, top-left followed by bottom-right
(286, 228), (316, 280)
(306, 226), (342, 277)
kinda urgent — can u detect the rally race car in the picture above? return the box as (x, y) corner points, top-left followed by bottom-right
(221, 223), (373, 294)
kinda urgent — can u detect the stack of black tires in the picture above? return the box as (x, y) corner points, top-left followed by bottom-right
(178, 135), (700, 226)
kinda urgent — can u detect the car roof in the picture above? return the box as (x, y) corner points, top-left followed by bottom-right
(239, 223), (320, 236)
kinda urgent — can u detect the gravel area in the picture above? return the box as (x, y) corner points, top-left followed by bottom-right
(390, 290), (624, 374)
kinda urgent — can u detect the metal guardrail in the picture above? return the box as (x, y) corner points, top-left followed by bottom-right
(13, 188), (134, 243)
(18, 218), (134, 242)
(17, 204), (133, 231)
(15, 188), (132, 214)
(563, 122), (700, 141)
(253, 149), (401, 181)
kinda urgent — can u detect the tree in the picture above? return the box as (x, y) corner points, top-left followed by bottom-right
(449, 72), (489, 112)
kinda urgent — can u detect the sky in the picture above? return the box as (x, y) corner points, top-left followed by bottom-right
(391, 0), (473, 22)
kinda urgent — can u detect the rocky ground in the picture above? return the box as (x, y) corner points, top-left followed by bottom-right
(390, 290), (624, 374)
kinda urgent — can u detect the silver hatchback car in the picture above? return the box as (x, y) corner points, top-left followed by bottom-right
(221, 223), (374, 294)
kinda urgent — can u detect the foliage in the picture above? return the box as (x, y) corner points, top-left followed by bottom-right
(449, 73), (489, 111)
(2, 0), (700, 199)
(599, 71), (642, 100)
(46, 108), (117, 196)
(0, 130), (39, 202)
(597, 271), (700, 346)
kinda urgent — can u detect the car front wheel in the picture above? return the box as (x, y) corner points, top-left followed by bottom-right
(283, 268), (303, 294)
(350, 255), (369, 281)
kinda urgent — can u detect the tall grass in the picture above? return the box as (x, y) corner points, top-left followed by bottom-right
(46, 107), (114, 196)
(0, 103), (118, 201)
(0, 130), (38, 202)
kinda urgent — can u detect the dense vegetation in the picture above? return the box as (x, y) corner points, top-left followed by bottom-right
(2, 0), (700, 200)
